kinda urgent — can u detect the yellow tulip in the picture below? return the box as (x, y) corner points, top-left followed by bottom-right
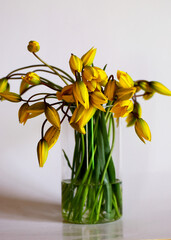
(69, 54), (83, 75)
(44, 126), (60, 150)
(126, 102), (142, 127)
(135, 118), (151, 143)
(73, 81), (89, 109)
(70, 104), (85, 124)
(94, 67), (108, 86)
(22, 72), (41, 85)
(56, 84), (75, 103)
(104, 79), (117, 101)
(81, 47), (96, 66)
(150, 81), (171, 96)
(116, 87), (136, 101)
(110, 100), (134, 118)
(37, 138), (49, 167)
(117, 70), (134, 88)
(143, 92), (155, 100)
(27, 41), (40, 53)
(83, 78), (97, 92)
(0, 92), (21, 102)
(18, 103), (30, 125)
(45, 105), (61, 129)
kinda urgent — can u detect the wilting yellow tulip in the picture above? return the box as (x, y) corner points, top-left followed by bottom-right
(104, 79), (117, 101)
(69, 54), (83, 75)
(18, 103), (30, 125)
(22, 72), (41, 85)
(0, 92), (21, 102)
(27, 41), (40, 53)
(116, 87), (136, 101)
(81, 47), (96, 66)
(110, 100), (134, 118)
(135, 118), (151, 143)
(0, 78), (8, 93)
(37, 138), (49, 167)
(45, 105), (61, 129)
(73, 81), (89, 109)
(56, 84), (75, 103)
(117, 70), (134, 88)
(150, 81), (171, 96)
(44, 126), (60, 150)
(90, 90), (107, 111)
(82, 66), (98, 81)
(70, 105), (96, 134)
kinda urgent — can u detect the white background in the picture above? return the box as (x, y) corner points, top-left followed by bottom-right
(0, 0), (171, 239)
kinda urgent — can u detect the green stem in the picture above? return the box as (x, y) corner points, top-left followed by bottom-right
(91, 117), (94, 169)
(33, 53), (68, 85)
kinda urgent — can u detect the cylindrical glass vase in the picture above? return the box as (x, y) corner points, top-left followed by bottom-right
(61, 110), (122, 224)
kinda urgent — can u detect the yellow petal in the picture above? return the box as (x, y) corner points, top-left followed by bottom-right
(81, 47), (96, 66)
(20, 80), (29, 95)
(37, 139), (49, 167)
(22, 72), (40, 85)
(82, 66), (98, 81)
(78, 105), (96, 127)
(116, 87), (136, 101)
(110, 100), (134, 118)
(73, 81), (89, 109)
(27, 102), (45, 114)
(70, 105), (85, 124)
(0, 78), (8, 93)
(18, 103), (30, 125)
(45, 105), (60, 129)
(126, 113), (136, 127)
(104, 79), (116, 101)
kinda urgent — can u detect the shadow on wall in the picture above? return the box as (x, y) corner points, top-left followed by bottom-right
(0, 194), (62, 222)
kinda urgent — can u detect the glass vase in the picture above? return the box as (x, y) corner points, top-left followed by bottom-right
(61, 110), (122, 224)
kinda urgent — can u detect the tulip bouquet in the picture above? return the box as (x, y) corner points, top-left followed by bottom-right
(0, 41), (171, 224)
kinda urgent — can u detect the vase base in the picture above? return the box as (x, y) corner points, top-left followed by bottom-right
(62, 179), (122, 224)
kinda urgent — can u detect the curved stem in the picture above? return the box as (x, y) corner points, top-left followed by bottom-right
(33, 53), (68, 85)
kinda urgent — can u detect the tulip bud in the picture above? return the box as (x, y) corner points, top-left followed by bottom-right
(0, 92), (21, 102)
(37, 139), (49, 167)
(116, 87), (136, 101)
(150, 81), (171, 96)
(45, 105), (61, 129)
(18, 103), (30, 125)
(73, 81), (89, 109)
(27, 102), (45, 115)
(22, 72), (41, 85)
(0, 78), (8, 93)
(69, 54), (83, 75)
(135, 118), (151, 143)
(20, 80), (29, 95)
(81, 47), (96, 66)
(138, 80), (153, 92)
(27, 41), (40, 53)
(44, 126), (60, 150)
(143, 92), (155, 100)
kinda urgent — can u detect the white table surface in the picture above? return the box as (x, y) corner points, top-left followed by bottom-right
(0, 172), (171, 240)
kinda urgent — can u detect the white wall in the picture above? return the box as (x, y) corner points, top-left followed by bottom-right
(0, 0), (171, 223)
